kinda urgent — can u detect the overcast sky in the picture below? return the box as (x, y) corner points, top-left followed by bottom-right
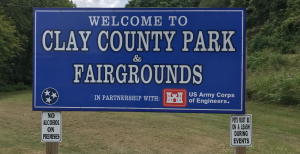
(72, 0), (128, 8)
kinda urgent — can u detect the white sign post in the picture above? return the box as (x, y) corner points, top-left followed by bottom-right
(41, 112), (62, 142)
(230, 114), (252, 147)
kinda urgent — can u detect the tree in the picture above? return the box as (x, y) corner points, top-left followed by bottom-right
(0, 8), (24, 85)
(0, 0), (76, 85)
(126, 0), (201, 8)
(199, 0), (231, 8)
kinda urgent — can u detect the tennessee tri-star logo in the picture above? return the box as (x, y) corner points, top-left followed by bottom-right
(41, 88), (59, 105)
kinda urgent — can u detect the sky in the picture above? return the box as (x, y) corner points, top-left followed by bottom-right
(72, 0), (128, 8)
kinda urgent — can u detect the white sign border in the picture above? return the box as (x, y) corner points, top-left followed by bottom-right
(34, 9), (245, 112)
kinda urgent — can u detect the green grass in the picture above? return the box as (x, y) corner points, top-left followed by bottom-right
(0, 90), (32, 103)
(0, 90), (300, 154)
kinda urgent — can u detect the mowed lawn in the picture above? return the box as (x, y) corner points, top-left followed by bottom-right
(0, 90), (300, 154)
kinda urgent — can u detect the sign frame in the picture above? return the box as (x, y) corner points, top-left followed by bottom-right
(33, 8), (246, 114)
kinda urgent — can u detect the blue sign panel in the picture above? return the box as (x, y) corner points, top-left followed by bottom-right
(33, 8), (246, 113)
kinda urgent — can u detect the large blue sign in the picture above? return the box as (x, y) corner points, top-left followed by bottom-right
(33, 8), (246, 113)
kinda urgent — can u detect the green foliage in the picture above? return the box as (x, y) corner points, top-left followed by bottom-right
(247, 52), (300, 105)
(0, 83), (32, 92)
(126, 0), (201, 8)
(0, 8), (24, 86)
(0, 10), (22, 63)
(247, 71), (300, 105)
(229, 0), (248, 8)
(0, 0), (76, 86)
(246, 0), (300, 54)
(247, 51), (288, 72)
(198, 0), (231, 8)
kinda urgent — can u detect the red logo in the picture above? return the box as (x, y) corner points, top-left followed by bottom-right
(163, 89), (187, 107)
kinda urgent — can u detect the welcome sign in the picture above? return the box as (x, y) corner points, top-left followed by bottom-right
(33, 8), (246, 113)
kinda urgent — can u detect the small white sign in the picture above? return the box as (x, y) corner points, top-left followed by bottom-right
(230, 114), (252, 147)
(41, 112), (62, 142)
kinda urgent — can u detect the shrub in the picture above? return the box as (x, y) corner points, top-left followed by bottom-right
(247, 71), (300, 105)
(247, 51), (288, 72)
(0, 83), (32, 92)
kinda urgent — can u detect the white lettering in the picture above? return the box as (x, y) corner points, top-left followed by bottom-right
(42, 30), (53, 51)
(169, 16), (177, 26)
(78, 31), (91, 51)
(208, 31), (220, 52)
(73, 64), (84, 83)
(182, 31), (193, 51)
(101, 16), (110, 26)
(154, 16), (162, 26)
(222, 31), (235, 51)
(141, 16), (152, 26)
(89, 16), (100, 26)
(66, 31), (78, 51)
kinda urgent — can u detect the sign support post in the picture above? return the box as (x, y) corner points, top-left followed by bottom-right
(41, 112), (62, 154)
(233, 46), (247, 154)
(234, 147), (246, 154)
(46, 142), (58, 154)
